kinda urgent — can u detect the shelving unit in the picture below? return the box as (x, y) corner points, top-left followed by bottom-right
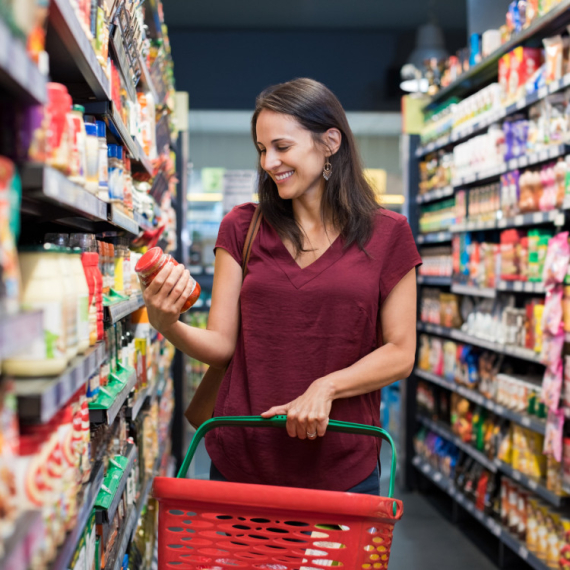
(104, 294), (145, 324)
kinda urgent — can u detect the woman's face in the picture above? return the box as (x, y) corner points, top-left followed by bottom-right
(256, 110), (327, 201)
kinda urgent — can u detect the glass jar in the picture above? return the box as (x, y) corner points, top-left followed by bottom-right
(135, 247), (201, 312)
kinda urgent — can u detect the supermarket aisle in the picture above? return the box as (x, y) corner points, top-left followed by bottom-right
(380, 447), (499, 570)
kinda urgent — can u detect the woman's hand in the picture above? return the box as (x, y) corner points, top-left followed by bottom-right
(261, 379), (335, 440)
(141, 263), (194, 334)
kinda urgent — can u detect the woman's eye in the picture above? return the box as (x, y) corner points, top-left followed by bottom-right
(259, 149), (266, 154)
(277, 147), (290, 152)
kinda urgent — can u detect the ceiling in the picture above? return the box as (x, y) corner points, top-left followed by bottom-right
(162, 0), (467, 31)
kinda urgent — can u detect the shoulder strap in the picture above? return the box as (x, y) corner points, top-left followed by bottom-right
(241, 206), (263, 280)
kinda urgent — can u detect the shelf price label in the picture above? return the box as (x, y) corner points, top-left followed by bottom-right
(518, 545), (529, 561)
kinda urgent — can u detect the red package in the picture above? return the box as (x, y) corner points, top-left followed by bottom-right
(508, 47), (543, 100)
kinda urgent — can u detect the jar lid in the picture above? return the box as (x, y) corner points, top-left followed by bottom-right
(108, 144), (117, 158)
(117, 146), (123, 160)
(135, 247), (164, 274)
(72, 104), (85, 113)
(97, 120), (106, 138)
(85, 123), (97, 136)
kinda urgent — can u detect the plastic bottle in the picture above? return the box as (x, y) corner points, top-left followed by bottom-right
(68, 104), (87, 186)
(114, 238), (124, 293)
(135, 247), (201, 312)
(2, 245), (68, 376)
(108, 145), (124, 201)
(96, 121), (108, 201)
(84, 122), (99, 194)
(70, 248), (90, 353)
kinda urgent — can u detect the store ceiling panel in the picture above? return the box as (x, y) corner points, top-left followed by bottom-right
(162, 0), (466, 31)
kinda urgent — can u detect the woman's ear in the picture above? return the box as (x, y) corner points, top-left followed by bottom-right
(324, 128), (342, 156)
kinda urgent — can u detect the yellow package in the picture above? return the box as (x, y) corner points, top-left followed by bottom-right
(537, 503), (550, 561)
(534, 304), (545, 353)
(546, 511), (562, 569)
(559, 517), (570, 567)
(527, 498), (541, 552)
(547, 456), (563, 495)
(498, 425), (513, 464)
(418, 334), (430, 370)
(527, 431), (547, 478)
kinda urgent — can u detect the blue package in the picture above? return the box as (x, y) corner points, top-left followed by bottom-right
(469, 33), (482, 66)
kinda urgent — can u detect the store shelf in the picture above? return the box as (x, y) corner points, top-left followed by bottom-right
(96, 444), (137, 525)
(497, 280), (546, 294)
(414, 368), (546, 435)
(110, 26), (137, 103)
(416, 231), (452, 245)
(424, 0), (570, 109)
(89, 369), (137, 425)
(0, 311), (43, 361)
(452, 144), (569, 188)
(0, 510), (44, 570)
(50, 461), (105, 570)
(416, 74), (570, 158)
(450, 283), (496, 298)
(48, 0), (111, 100)
(21, 164), (108, 223)
(138, 55), (159, 104)
(416, 414), (498, 472)
(494, 459), (567, 507)
(417, 321), (543, 364)
(417, 275), (452, 286)
(451, 209), (565, 234)
(110, 505), (137, 570)
(134, 211), (153, 232)
(104, 293), (144, 324)
(108, 204), (139, 235)
(126, 385), (149, 421)
(0, 19), (47, 104)
(133, 138), (154, 176)
(416, 186), (454, 204)
(14, 343), (105, 424)
(412, 456), (549, 570)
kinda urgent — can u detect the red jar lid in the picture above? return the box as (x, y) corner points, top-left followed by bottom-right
(135, 247), (164, 274)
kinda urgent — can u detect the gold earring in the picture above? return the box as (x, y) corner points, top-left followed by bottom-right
(323, 158), (332, 181)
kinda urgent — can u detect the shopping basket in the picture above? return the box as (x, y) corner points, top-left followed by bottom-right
(153, 415), (404, 569)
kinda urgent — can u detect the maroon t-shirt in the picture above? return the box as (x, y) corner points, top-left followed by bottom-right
(205, 202), (422, 491)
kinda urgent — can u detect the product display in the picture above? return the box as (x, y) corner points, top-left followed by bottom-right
(0, 1), (183, 568)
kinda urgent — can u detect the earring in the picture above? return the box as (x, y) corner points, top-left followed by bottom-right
(323, 158), (332, 181)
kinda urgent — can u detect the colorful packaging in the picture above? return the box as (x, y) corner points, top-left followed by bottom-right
(545, 409), (564, 462)
(542, 360), (563, 412)
(543, 232), (570, 289)
(543, 288), (564, 335)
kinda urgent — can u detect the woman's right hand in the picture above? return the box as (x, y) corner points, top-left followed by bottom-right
(141, 263), (194, 333)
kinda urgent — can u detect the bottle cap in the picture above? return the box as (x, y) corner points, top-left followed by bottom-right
(117, 146), (123, 160)
(85, 123), (97, 136)
(108, 144), (117, 158)
(72, 104), (85, 114)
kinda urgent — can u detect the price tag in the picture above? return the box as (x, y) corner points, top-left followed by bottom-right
(495, 404), (504, 415)
(538, 86), (548, 99)
(555, 212), (566, 227)
(539, 149), (548, 162)
(465, 173), (477, 184)
(59, 371), (73, 406)
(516, 98), (526, 110)
(529, 153), (539, 165)
(0, 20), (9, 69)
(494, 458), (502, 469)
(518, 545), (529, 561)
(528, 479), (538, 491)
(524, 282), (533, 292)
(497, 218), (508, 228)
(434, 472), (442, 483)
(564, 74), (570, 87)
(509, 159), (518, 170)
(10, 43), (28, 89)
(475, 509), (484, 521)
(422, 463), (430, 474)
(532, 212), (544, 224)
(518, 156), (528, 167)
(413, 456), (420, 466)
(42, 385), (57, 422)
(490, 521), (502, 537)
(514, 281), (523, 292)
(513, 470), (522, 482)
(521, 416), (531, 427)
(514, 215), (524, 227)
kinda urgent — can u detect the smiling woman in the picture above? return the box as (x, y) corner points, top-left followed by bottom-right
(141, 77), (422, 495)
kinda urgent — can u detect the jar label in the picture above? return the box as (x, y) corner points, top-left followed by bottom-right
(21, 300), (67, 361)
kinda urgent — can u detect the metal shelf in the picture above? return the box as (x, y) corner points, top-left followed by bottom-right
(416, 231), (452, 245)
(0, 311), (43, 361)
(497, 280), (546, 294)
(416, 186), (454, 204)
(49, 461), (105, 570)
(0, 511), (43, 570)
(0, 19), (47, 104)
(452, 211), (564, 233)
(133, 138), (154, 176)
(95, 444), (137, 524)
(414, 368), (546, 435)
(110, 505), (137, 570)
(412, 456), (549, 570)
(108, 204), (139, 235)
(417, 321), (544, 365)
(125, 385), (149, 421)
(451, 283), (496, 298)
(424, 0), (570, 109)
(104, 294), (144, 324)
(417, 275), (452, 286)
(14, 343), (105, 424)
(133, 211), (153, 232)
(21, 164), (108, 222)
(452, 144), (569, 188)
(89, 370), (137, 425)
(138, 55), (159, 104)
(48, 0), (111, 100)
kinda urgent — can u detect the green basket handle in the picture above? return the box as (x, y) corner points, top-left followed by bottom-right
(178, 415), (398, 504)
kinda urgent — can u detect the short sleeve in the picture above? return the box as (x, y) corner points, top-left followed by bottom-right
(214, 202), (257, 266)
(379, 216), (422, 303)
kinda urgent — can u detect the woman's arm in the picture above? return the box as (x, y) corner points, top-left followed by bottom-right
(142, 248), (242, 368)
(262, 267), (417, 439)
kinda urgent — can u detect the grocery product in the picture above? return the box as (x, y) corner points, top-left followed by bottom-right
(135, 247), (201, 312)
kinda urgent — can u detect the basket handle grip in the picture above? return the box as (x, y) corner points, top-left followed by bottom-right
(178, 415), (398, 501)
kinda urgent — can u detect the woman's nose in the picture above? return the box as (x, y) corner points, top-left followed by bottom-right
(263, 149), (281, 171)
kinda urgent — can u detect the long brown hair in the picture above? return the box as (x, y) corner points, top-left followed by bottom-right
(251, 78), (381, 255)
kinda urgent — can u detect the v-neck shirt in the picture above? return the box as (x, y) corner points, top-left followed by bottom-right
(205, 202), (422, 491)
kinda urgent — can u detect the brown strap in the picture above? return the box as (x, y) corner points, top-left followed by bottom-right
(241, 206), (263, 280)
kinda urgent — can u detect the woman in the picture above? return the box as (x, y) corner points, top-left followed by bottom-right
(141, 78), (421, 495)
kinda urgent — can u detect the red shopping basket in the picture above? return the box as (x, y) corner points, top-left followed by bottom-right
(153, 416), (404, 569)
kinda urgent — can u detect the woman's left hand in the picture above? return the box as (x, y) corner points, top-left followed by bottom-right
(261, 379), (334, 440)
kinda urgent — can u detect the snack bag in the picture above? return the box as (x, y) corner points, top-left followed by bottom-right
(540, 330), (565, 367)
(542, 359), (563, 412)
(543, 232), (570, 289)
(542, 288), (564, 335)
(543, 35), (564, 84)
(544, 408), (564, 462)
